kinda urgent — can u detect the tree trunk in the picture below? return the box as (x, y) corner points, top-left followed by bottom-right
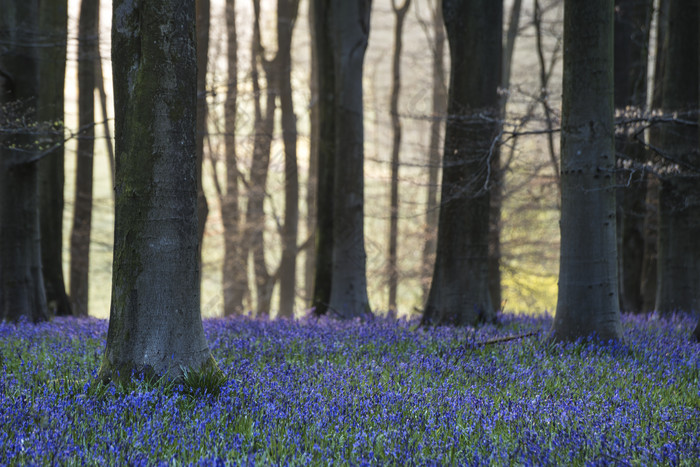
(277, 0), (301, 318)
(0, 0), (49, 323)
(70, 0), (98, 317)
(614, 0), (652, 314)
(422, 0), (501, 326)
(100, 0), (216, 382)
(195, 0), (210, 273)
(654, 0), (699, 314)
(422, 0), (446, 302)
(388, 0), (410, 311)
(38, 0), (70, 316)
(327, 0), (373, 319)
(311, 0), (335, 316)
(305, 0), (319, 304)
(245, 0), (277, 317)
(222, 0), (246, 316)
(552, 0), (623, 341)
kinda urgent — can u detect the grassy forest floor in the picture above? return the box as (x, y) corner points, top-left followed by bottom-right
(1, 312), (698, 465)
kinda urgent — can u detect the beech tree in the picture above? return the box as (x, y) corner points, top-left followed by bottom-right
(326, 1), (373, 319)
(38, 0), (70, 316)
(0, 0), (49, 323)
(99, 0), (217, 381)
(422, 0), (501, 326)
(654, 0), (699, 315)
(552, 0), (623, 341)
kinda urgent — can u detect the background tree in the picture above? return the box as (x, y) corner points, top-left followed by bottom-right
(422, 0), (502, 326)
(277, 0), (301, 318)
(327, 0), (373, 319)
(196, 0), (210, 273)
(654, 0), (699, 314)
(552, 0), (622, 341)
(0, 0), (49, 322)
(100, 0), (216, 381)
(387, 0), (411, 310)
(38, 0), (70, 316)
(305, 0), (319, 304)
(311, 0), (336, 316)
(70, 0), (99, 317)
(614, 0), (652, 313)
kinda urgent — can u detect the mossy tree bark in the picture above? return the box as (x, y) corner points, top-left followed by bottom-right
(70, 0), (99, 317)
(421, 0), (446, 302)
(387, 0), (411, 311)
(422, 0), (501, 326)
(310, 0), (335, 316)
(613, 0), (652, 313)
(552, 0), (623, 341)
(0, 0), (49, 323)
(277, 0), (301, 318)
(195, 0), (210, 273)
(100, 0), (215, 381)
(654, 0), (699, 315)
(38, 0), (71, 317)
(222, 0), (246, 316)
(326, 0), (373, 319)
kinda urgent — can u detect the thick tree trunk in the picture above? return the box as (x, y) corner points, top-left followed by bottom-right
(100, 0), (216, 382)
(614, 0), (652, 313)
(552, 0), (623, 342)
(38, 0), (70, 316)
(222, 0), (246, 316)
(70, 0), (98, 317)
(327, 0), (373, 319)
(0, 0), (49, 323)
(311, 0), (335, 316)
(305, 0), (319, 303)
(277, 0), (300, 318)
(654, 0), (699, 314)
(422, 0), (446, 302)
(388, 0), (410, 310)
(422, 0), (501, 326)
(195, 0), (210, 272)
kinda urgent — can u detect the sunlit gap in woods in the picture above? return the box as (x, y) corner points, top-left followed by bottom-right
(59, 0), (562, 320)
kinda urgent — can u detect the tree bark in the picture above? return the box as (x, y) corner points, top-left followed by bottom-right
(195, 0), (210, 274)
(100, 0), (216, 382)
(311, 0), (335, 316)
(38, 0), (71, 316)
(552, 0), (623, 342)
(422, 0), (501, 326)
(0, 0), (49, 323)
(70, 0), (99, 317)
(614, 0), (653, 313)
(387, 0), (410, 310)
(327, 0), (373, 319)
(422, 0), (446, 302)
(277, 0), (301, 318)
(305, 0), (319, 304)
(654, 0), (699, 314)
(222, 0), (246, 316)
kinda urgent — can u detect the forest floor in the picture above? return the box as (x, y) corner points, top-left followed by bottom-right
(1, 312), (698, 465)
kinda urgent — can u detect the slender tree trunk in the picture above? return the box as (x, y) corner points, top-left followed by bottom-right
(38, 0), (70, 316)
(327, 0), (373, 319)
(0, 0), (49, 322)
(311, 0), (335, 316)
(552, 0), (622, 342)
(422, 0), (501, 326)
(222, 0), (246, 316)
(70, 0), (99, 317)
(196, 0), (210, 272)
(388, 0), (410, 311)
(305, 0), (319, 303)
(614, 0), (653, 313)
(654, 0), (699, 314)
(277, 0), (301, 318)
(100, 0), (217, 382)
(422, 0), (446, 302)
